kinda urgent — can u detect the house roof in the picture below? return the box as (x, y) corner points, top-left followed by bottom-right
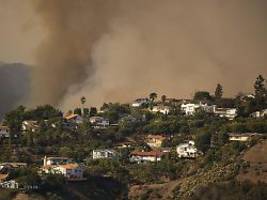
(46, 156), (69, 160)
(57, 163), (80, 170)
(228, 133), (263, 137)
(153, 105), (170, 109)
(64, 114), (80, 120)
(146, 134), (167, 140)
(0, 174), (8, 181)
(93, 149), (115, 153)
(130, 150), (165, 157)
(0, 126), (9, 130)
(0, 162), (27, 168)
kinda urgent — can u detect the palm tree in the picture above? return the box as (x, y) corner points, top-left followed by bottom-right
(149, 92), (157, 102)
(80, 96), (86, 116)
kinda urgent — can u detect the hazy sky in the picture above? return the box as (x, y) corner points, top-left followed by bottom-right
(0, 0), (44, 64)
(0, 0), (267, 109)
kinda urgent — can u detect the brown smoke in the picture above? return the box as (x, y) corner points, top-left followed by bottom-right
(28, 0), (267, 109)
(30, 0), (120, 105)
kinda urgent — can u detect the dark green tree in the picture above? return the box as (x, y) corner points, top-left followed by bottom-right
(149, 92), (158, 102)
(254, 75), (265, 98)
(90, 107), (97, 116)
(254, 75), (266, 110)
(74, 108), (82, 115)
(193, 91), (212, 102)
(215, 83), (223, 99)
(195, 131), (212, 153)
(80, 96), (86, 116)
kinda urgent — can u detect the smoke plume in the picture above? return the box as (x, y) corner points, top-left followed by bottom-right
(27, 0), (267, 108)
(0, 62), (30, 117)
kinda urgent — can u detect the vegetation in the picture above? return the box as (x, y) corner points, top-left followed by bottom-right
(0, 75), (266, 199)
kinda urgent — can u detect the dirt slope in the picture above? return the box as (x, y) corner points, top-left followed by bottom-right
(237, 139), (267, 183)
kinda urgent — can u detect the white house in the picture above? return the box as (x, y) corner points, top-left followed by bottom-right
(50, 163), (85, 181)
(0, 180), (19, 189)
(92, 149), (116, 160)
(0, 126), (10, 138)
(228, 133), (262, 142)
(181, 103), (200, 115)
(176, 141), (199, 158)
(129, 151), (165, 163)
(181, 102), (216, 115)
(250, 109), (267, 118)
(42, 156), (85, 181)
(151, 106), (170, 115)
(213, 108), (237, 120)
(0, 179), (39, 190)
(131, 98), (150, 107)
(89, 116), (109, 128)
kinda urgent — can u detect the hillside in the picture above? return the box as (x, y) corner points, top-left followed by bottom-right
(237, 139), (267, 183)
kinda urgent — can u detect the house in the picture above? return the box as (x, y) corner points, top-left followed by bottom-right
(131, 98), (150, 107)
(119, 115), (138, 124)
(115, 140), (135, 149)
(22, 120), (39, 132)
(213, 108), (237, 120)
(130, 150), (166, 163)
(250, 109), (267, 118)
(92, 149), (116, 159)
(228, 133), (262, 142)
(64, 114), (83, 124)
(0, 125), (10, 138)
(151, 105), (170, 115)
(62, 121), (78, 131)
(42, 156), (85, 181)
(0, 162), (27, 183)
(181, 103), (200, 115)
(181, 102), (217, 115)
(43, 156), (71, 166)
(0, 180), (39, 190)
(49, 163), (85, 181)
(89, 116), (109, 128)
(176, 141), (199, 158)
(145, 134), (167, 148)
(0, 180), (19, 189)
(0, 162), (27, 170)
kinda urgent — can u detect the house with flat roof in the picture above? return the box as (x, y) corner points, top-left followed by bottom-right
(92, 149), (116, 160)
(130, 150), (166, 163)
(228, 133), (263, 142)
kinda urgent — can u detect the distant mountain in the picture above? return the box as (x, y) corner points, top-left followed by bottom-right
(0, 62), (31, 118)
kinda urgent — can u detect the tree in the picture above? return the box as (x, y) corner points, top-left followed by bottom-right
(80, 96), (86, 116)
(193, 91), (212, 102)
(74, 108), (82, 115)
(149, 92), (157, 102)
(161, 95), (167, 104)
(4, 105), (26, 136)
(215, 84), (223, 99)
(254, 75), (265, 98)
(90, 107), (97, 116)
(195, 131), (212, 153)
(24, 105), (62, 120)
(254, 75), (266, 110)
